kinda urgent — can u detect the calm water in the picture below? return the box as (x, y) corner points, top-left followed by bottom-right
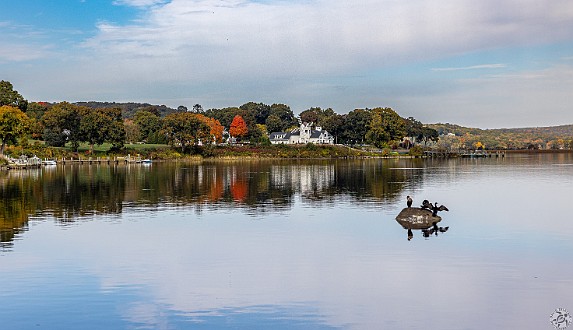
(1, 154), (572, 329)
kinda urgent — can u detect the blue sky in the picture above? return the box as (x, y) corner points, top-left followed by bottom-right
(2, 0), (573, 128)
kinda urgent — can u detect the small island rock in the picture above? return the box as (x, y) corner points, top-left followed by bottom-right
(395, 207), (442, 230)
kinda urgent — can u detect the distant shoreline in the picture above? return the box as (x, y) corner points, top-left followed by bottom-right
(492, 149), (573, 154)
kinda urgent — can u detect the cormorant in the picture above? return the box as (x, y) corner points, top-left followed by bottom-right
(407, 196), (413, 208)
(421, 200), (432, 210)
(431, 202), (449, 217)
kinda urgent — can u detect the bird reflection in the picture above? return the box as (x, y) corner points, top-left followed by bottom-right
(406, 222), (450, 240)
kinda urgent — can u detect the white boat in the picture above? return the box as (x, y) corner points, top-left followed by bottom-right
(42, 159), (57, 165)
(141, 159), (152, 164)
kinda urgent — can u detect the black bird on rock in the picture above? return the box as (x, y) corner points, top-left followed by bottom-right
(431, 202), (449, 217)
(421, 200), (432, 210)
(407, 196), (413, 208)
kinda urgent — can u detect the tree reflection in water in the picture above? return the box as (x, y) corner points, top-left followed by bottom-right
(0, 159), (427, 247)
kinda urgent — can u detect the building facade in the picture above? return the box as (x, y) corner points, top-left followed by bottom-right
(269, 123), (335, 145)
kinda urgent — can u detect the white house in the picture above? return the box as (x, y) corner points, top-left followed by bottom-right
(269, 123), (335, 145)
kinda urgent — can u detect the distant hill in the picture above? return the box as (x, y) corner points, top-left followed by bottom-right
(428, 123), (573, 138)
(492, 124), (573, 137)
(427, 123), (573, 149)
(75, 101), (179, 118)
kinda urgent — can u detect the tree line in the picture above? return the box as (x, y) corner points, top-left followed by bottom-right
(1, 80), (442, 155)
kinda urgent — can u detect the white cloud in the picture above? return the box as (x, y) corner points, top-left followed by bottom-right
(431, 64), (506, 71)
(80, 0), (573, 82)
(112, 0), (170, 7)
(6, 0), (573, 126)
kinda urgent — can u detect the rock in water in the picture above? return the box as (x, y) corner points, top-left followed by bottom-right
(395, 207), (442, 230)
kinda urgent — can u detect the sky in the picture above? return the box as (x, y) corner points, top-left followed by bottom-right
(1, 0), (573, 128)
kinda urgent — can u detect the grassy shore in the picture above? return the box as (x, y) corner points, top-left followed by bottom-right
(1, 142), (409, 162)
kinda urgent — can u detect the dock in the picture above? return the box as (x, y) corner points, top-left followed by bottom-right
(4, 154), (149, 169)
(424, 150), (506, 158)
(5, 155), (42, 169)
(59, 154), (146, 165)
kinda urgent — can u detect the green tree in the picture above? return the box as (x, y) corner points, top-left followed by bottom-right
(0, 105), (29, 155)
(299, 108), (321, 125)
(269, 103), (298, 131)
(340, 109), (372, 145)
(124, 119), (140, 144)
(420, 126), (439, 146)
(42, 102), (83, 150)
(26, 102), (49, 121)
(265, 114), (283, 133)
(0, 81), (28, 112)
(162, 112), (210, 152)
(25, 103), (49, 139)
(193, 104), (203, 113)
(321, 114), (345, 144)
(204, 107), (240, 128)
(101, 107), (125, 150)
(134, 110), (162, 142)
(365, 107), (406, 148)
(299, 107), (336, 127)
(404, 117), (423, 147)
(80, 108), (110, 153)
(240, 102), (270, 125)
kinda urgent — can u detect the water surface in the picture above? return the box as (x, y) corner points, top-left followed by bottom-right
(1, 154), (572, 329)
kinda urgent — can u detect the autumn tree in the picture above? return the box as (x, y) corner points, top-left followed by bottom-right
(229, 115), (248, 140)
(196, 114), (224, 143)
(0, 105), (30, 155)
(162, 112), (211, 152)
(0, 80), (28, 111)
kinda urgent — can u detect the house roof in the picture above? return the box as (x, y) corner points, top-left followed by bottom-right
(269, 132), (290, 140)
(269, 126), (332, 141)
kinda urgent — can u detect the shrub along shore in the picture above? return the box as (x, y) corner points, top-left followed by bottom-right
(0, 142), (421, 168)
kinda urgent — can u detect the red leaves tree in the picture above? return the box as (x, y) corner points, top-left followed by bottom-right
(229, 115), (248, 140)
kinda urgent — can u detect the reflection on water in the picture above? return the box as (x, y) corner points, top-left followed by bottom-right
(1, 159), (423, 248)
(1, 154), (573, 329)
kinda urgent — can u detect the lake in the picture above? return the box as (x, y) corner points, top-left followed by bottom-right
(1, 154), (572, 329)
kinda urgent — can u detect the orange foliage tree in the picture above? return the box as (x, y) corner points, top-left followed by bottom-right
(196, 114), (224, 143)
(229, 115), (248, 140)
